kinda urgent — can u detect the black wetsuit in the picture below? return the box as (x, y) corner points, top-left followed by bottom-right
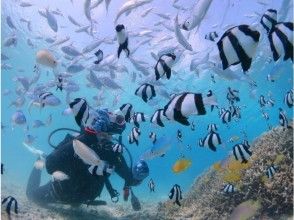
(26, 132), (139, 205)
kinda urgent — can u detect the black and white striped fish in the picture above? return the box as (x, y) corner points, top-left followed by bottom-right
(154, 53), (176, 80)
(39, 92), (59, 107)
(135, 83), (156, 103)
(150, 109), (166, 127)
(1, 196), (18, 217)
(259, 95), (267, 108)
(56, 75), (63, 91)
(131, 112), (146, 127)
(229, 105), (241, 119)
(260, 9), (277, 33)
(199, 131), (222, 152)
(207, 90), (218, 111)
(128, 127), (141, 145)
(191, 121), (195, 131)
(233, 143), (252, 163)
(69, 98), (90, 127)
(205, 31), (218, 42)
(278, 108), (292, 129)
(177, 129), (183, 142)
(168, 184), (182, 206)
(207, 123), (217, 132)
(149, 132), (157, 144)
(242, 140), (251, 149)
(119, 103), (133, 122)
(163, 92), (207, 126)
(217, 25), (260, 72)
(262, 112), (270, 120)
(223, 184), (236, 193)
(88, 164), (114, 176)
(148, 178), (155, 192)
(226, 87), (240, 104)
(268, 22), (293, 62)
(220, 109), (231, 124)
(112, 143), (123, 153)
(284, 90), (293, 108)
(266, 165), (278, 179)
(267, 97), (275, 107)
(198, 138), (204, 147)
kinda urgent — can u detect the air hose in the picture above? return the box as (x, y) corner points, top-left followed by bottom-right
(48, 128), (80, 149)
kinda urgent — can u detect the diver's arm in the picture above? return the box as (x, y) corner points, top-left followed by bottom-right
(114, 155), (140, 187)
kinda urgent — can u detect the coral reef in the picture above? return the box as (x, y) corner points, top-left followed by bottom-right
(156, 126), (293, 220)
(1, 126), (292, 220)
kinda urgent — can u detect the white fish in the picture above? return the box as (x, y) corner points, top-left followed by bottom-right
(50, 36), (70, 47)
(20, 1), (33, 7)
(90, 0), (103, 10)
(72, 139), (101, 166)
(115, 0), (152, 23)
(82, 40), (103, 54)
(34, 160), (45, 170)
(181, 0), (213, 31)
(6, 16), (16, 29)
(68, 15), (81, 27)
(62, 108), (73, 116)
(84, 0), (92, 21)
(4, 35), (17, 47)
(36, 50), (57, 68)
(22, 142), (45, 158)
(46, 8), (58, 32)
(174, 15), (192, 51)
(52, 171), (69, 181)
(141, 7), (153, 17)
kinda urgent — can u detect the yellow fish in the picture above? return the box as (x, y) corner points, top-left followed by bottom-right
(172, 159), (192, 173)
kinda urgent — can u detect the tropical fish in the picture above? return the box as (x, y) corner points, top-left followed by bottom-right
(154, 53), (176, 80)
(205, 31), (218, 42)
(36, 50), (57, 68)
(128, 127), (141, 145)
(174, 15), (192, 51)
(135, 83), (156, 103)
(233, 143), (252, 163)
(268, 22), (293, 62)
(223, 184), (236, 193)
(278, 108), (292, 129)
(172, 158), (192, 173)
(52, 171), (69, 181)
(112, 143), (123, 153)
(72, 139), (101, 166)
(217, 25), (260, 72)
(266, 165), (278, 179)
(181, 0), (213, 31)
(260, 9), (277, 33)
(168, 184), (182, 206)
(1, 196), (18, 217)
(116, 24), (130, 58)
(199, 132), (222, 152)
(141, 136), (172, 160)
(150, 109), (167, 127)
(148, 178), (155, 192)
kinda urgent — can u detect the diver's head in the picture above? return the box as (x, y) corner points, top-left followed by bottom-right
(107, 112), (126, 135)
(132, 160), (149, 182)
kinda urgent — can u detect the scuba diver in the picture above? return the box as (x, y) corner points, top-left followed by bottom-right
(26, 98), (149, 209)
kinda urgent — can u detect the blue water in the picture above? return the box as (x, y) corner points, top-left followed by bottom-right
(1, 0), (293, 213)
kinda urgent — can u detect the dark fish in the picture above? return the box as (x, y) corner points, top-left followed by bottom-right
(94, 49), (103, 64)
(130, 189), (141, 211)
(99, 77), (123, 90)
(1, 163), (4, 174)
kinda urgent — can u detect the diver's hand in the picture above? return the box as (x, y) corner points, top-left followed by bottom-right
(123, 186), (130, 201)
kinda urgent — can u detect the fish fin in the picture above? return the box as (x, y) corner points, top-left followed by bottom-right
(175, 200), (181, 206)
(174, 109), (190, 126)
(117, 45), (123, 58)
